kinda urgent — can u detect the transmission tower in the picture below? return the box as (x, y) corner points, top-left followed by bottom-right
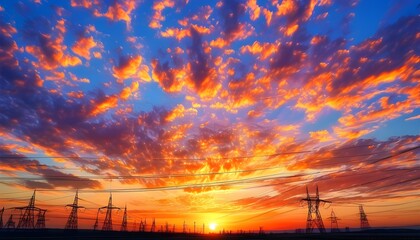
(93, 209), (100, 230)
(150, 218), (155, 232)
(359, 205), (371, 230)
(183, 220), (186, 233)
(301, 185), (330, 233)
(100, 193), (120, 231)
(16, 190), (39, 229)
(139, 218), (144, 232)
(0, 207), (4, 229)
(35, 209), (46, 229)
(327, 209), (340, 232)
(5, 214), (15, 229)
(120, 205), (127, 232)
(65, 190), (85, 230)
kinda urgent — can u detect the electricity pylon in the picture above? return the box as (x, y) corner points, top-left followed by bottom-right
(93, 209), (100, 230)
(359, 205), (371, 230)
(301, 185), (330, 233)
(120, 205), (127, 231)
(183, 220), (186, 233)
(5, 214), (15, 229)
(65, 190), (85, 230)
(35, 209), (46, 229)
(100, 193), (120, 231)
(15, 190), (46, 229)
(327, 209), (340, 232)
(150, 218), (155, 232)
(0, 207), (4, 229)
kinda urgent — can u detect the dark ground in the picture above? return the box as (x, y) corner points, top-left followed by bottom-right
(1, 229), (420, 239)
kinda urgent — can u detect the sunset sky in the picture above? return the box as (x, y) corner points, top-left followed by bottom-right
(0, 0), (419, 232)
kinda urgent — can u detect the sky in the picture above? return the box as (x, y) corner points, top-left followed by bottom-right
(0, 0), (419, 232)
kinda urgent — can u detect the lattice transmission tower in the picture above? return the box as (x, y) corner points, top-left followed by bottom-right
(150, 218), (155, 232)
(0, 207), (4, 229)
(327, 209), (340, 232)
(35, 209), (46, 229)
(5, 214), (15, 229)
(100, 193), (120, 231)
(120, 205), (127, 231)
(359, 205), (371, 230)
(65, 190), (85, 230)
(13, 190), (47, 229)
(301, 185), (330, 233)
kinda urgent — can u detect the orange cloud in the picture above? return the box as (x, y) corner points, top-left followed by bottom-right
(240, 41), (277, 60)
(165, 104), (198, 122)
(112, 55), (150, 82)
(92, 0), (137, 29)
(71, 36), (97, 59)
(90, 95), (119, 116)
(119, 81), (139, 100)
(262, 8), (273, 26)
(149, 0), (175, 29)
(247, 0), (261, 21)
(309, 130), (333, 142)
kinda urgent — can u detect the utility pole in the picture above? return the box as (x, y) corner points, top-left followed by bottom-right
(65, 190), (85, 230)
(359, 205), (371, 230)
(120, 205), (127, 231)
(100, 193), (120, 231)
(327, 209), (340, 232)
(301, 185), (330, 233)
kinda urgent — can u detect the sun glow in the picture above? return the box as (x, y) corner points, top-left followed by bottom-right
(209, 223), (217, 231)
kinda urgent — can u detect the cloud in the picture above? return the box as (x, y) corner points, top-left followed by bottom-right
(24, 18), (82, 70)
(71, 36), (97, 60)
(0, 146), (102, 189)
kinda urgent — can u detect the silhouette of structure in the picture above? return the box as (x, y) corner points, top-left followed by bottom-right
(100, 193), (120, 231)
(35, 209), (46, 229)
(359, 205), (371, 230)
(65, 190), (85, 230)
(150, 218), (155, 232)
(301, 185), (330, 233)
(327, 209), (340, 232)
(0, 207), (4, 229)
(5, 214), (15, 229)
(120, 205), (127, 231)
(183, 220), (186, 233)
(13, 190), (47, 229)
(93, 209), (100, 230)
(16, 190), (36, 229)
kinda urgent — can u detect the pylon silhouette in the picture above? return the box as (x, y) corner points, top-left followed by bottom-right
(65, 190), (85, 230)
(0, 207), (4, 229)
(150, 218), (155, 232)
(359, 205), (371, 230)
(93, 209), (100, 230)
(35, 209), (46, 229)
(120, 205), (127, 231)
(301, 185), (330, 233)
(327, 209), (340, 232)
(100, 193), (120, 231)
(183, 220), (186, 233)
(16, 190), (36, 229)
(5, 214), (15, 229)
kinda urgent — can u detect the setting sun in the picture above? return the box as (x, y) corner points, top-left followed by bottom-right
(209, 223), (217, 231)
